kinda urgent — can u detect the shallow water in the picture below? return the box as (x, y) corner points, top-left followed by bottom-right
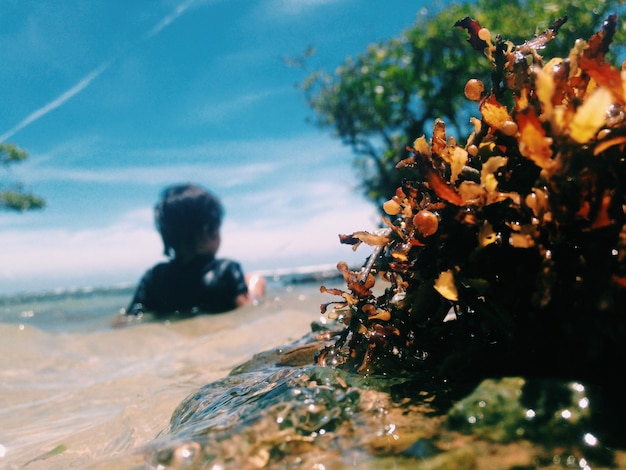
(0, 280), (327, 469)
(3, 277), (626, 469)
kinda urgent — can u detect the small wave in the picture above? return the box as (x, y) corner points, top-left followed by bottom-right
(0, 283), (136, 306)
(256, 263), (348, 285)
(0, 265), (351, 308)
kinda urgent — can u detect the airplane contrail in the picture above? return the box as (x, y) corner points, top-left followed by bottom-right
(144, 0), (199, 39)
(0, 61), (111, 144)
(0, 0), (201, 143)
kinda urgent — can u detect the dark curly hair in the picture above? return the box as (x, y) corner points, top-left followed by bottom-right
(155, 183), (223, 258)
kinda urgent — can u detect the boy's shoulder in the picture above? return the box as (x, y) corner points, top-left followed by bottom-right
(146, 258), (241, 276)
(204, 257), (243, 274)
(202, 258), (245, 286)
(208, 257), (239, 265)
(149, 259), (177, 274)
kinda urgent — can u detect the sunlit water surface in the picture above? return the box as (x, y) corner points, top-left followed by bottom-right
(0, 278), (327, 469)
(3, 275), (626, 469)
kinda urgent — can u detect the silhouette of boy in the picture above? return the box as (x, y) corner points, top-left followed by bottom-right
(123, 183), (264, 319)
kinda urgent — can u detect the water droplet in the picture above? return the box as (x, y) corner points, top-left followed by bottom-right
(583, 433), (598, 446)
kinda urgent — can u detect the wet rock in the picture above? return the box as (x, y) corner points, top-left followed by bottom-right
(137, 338), (625, 469)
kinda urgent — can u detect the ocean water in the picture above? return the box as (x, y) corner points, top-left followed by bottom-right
(5, 268), (626, 469)
(0, 269), (340, 469)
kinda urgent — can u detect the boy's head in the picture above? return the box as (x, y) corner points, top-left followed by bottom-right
(155, 183), (224, 259)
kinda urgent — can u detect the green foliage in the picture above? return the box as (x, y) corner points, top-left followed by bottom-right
(0, 142), (29, 165)
(0, 142), (45, 212)
(302, 0), (626, 207)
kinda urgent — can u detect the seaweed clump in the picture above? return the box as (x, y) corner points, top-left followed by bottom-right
(318, 15), (626, 387)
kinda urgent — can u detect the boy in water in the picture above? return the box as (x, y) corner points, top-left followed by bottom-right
(120, 183), (265, 321)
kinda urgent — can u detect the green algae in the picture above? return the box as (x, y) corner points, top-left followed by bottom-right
(448, 377), (527, 443)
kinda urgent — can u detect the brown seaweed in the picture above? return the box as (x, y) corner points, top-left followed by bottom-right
(319, 15), (626, 389)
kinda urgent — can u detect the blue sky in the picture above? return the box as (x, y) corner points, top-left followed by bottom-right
(0, 0), (428, 295)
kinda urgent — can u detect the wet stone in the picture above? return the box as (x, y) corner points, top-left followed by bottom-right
(137, 338), (625, 469)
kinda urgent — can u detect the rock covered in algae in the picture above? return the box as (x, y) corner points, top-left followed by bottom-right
(143, 333), (442, 469)
(140, 336), (626, 469)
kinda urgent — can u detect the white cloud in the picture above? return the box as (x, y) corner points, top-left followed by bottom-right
(21, 161), (281, 187)
(192, 88), (292, 124)
(0, 215), (162, 294)
(261, 0), (346, 18)
(221, 192), (379, 274)
(14, 133), (352, 191)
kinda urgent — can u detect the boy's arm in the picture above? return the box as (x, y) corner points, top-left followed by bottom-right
(237, 273), (266, 307)
(125, 268), (156, 315)
(112, 270), (154, 327)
